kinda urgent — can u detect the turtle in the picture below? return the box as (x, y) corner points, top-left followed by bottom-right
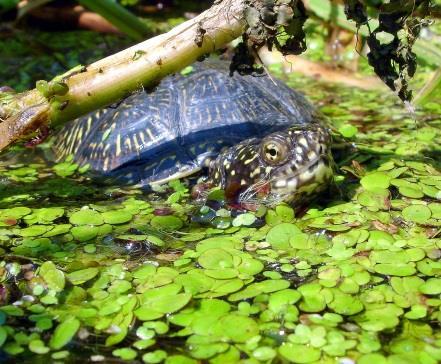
(52, 61), (334, 206)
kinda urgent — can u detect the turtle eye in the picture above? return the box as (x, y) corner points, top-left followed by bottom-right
(260, 138), (289, 165)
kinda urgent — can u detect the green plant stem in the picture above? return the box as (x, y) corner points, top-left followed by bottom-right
(78, 0), (150, 40)
(0, 0), (246, 152)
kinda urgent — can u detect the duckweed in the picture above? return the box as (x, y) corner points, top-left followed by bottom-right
(0, 64), (440, 364)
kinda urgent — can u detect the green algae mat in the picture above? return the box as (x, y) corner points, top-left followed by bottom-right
(0, 69), (440, 363)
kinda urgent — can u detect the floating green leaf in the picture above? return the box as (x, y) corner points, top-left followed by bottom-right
(402, 205), (432, 223)
(151, 215), (183, 230)
(361, 172), (391, 190)
(279, 343), (321, 363)
(39, 261), (65, 292)
(49, 317), (80, 350)
(67, 267), (99, 285)
(266, 223), (302, 249)
(69, 209), (104, 225)
(102, 210), (133, 224)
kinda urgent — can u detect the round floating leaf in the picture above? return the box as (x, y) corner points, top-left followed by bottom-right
(368, 230), (395, 247)
(338, 123), (358, 138)
(71, 225), (99, 242)
(196, 236), (243, 252)
(334, 229), (369, 247)
(358, 353), (387, 364)
(198, 249), (233, 270)
(51, 351), (70, 360)
(254, 279), (290, 293)
(39, 261), (65, 292)
(147, 235), (165, 246)
(1, 206), (31, 220)
(102, 210), (133, 224)
(374, 263), (416, 276)
(428, 203), (441, 219)
(135, 293), (191, 321)
(69, 209), (103, 226)
(252, 347), (277, 361)
(215, 314), (259, 343)
(404, 304), (427, 319)
(237, 257), (264, 276)
(49, 317), (80, 350)
(36, 318), (53, 331)
(370, 250), (409, 264)
(275, 204), (295, 221)
(266, 223), (302, 250)
(318, 267), (341, 287)
(134, 308), (163, 321)
(53, 162), (78, 177)
(142, 321), (169, 335)
(136, 327), (155, 340)
(108, 279), (132, 294)
(43, 224), (72, 237)
(232, 213), (256, 227)
(228, 286), (264, 301)
(133, 264), (156, 279)
(402, 205), (431, 224)
(29, 340), (50, 354)
(204, 268), (238, 279)
(419, 278), (441, 295)
(391, 179), (424, 198)
(298, 284), (327, 313)
(211, 278), (244, 296)
(355, 304), (403, 331)
(291, 232), (316, 249)
(361, 172), (391, 190)
(398, 186), (424, 198)
(24, 207), (65, 225)
(143, 350), (167, 363)
(151, 215), (183, 230)
(67, 267), (99, 285)
(279, 343), (321, 363)
(84, 244), (96, 253)
(268, 289), (301, 313)
(186, 339), (228, 360)
(174, 271), (214, 295)
(357, 188), (390, 210)
(18, 225), (49, 237)
(328, 290), (364, 315)
(113, 348), (137, 361)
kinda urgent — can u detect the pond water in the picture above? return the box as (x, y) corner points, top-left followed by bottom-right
(0, 32), (440, 364)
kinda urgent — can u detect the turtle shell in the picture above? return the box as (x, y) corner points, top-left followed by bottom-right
(52, 61), (316, 185)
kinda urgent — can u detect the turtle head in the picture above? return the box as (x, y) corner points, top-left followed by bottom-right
(208, 123), (334, 207)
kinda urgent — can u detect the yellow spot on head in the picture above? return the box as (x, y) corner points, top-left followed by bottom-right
(307, 151), (317, 160)
(244, 154), (257, 165)
(250, 168), (261, 178)
(299, 137), (308, 148)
